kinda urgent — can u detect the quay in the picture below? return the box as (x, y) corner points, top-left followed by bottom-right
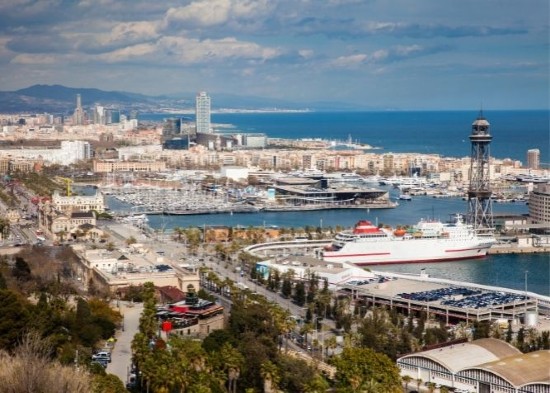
(112, 202), (397, 217)
(489, 245), (550, 254)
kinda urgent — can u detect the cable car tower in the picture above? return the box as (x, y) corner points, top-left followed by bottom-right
(466, 110), (494, 234)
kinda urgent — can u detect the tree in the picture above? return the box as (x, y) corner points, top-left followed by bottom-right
(281, 277), (292, 298)
(218, 343), (244, 393)
(293, 281), (306, 306)
(12, 257), (32, 281)
(332, 346), (401, 392)
(260, 360), (280, 393)
(173, 226), (186, 242)
(0, 289), (30, 350)
(416, 378), (423, 392)
(0, 332), (92, 392)
(92, 374), (127, 393)
(0, 218), (9, 240)
(402, 375), (412, 392)
(0, 271), (6, 290)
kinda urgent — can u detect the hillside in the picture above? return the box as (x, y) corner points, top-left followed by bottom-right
(0, 84), (365, 114)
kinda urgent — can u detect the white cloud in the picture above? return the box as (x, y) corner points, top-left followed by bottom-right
(107, 21), (160, 43)
(329, 53), (367, 68)
(158, 36), (281, 64)
(298, 49), (314, 59)
(11, 53), (58, 64)
(163, 0), (273, 29)
(97, 43), (157, 63)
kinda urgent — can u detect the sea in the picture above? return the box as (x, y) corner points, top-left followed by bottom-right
(141, 110), (549, 164)
(114, 110), (550, 296)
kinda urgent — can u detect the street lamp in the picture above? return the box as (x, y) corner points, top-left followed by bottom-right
(524, 270), (528, 293)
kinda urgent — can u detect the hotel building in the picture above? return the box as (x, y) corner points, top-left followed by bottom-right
(527, 149), (540, 170)
(195, 91), (211, 134)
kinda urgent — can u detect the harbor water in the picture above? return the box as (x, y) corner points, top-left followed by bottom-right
(106, 193), (549, 296)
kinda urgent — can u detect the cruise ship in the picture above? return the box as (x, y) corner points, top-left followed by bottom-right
(320, 215), (495, 265)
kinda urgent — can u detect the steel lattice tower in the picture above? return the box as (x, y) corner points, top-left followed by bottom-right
(467, 111), (494, 233)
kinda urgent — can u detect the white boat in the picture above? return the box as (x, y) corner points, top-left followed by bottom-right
(399, 194), (412, 201)
(323, 172), (365, 183)
(320, 215), (495, 265)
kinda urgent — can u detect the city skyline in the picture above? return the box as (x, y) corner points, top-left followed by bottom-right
(0, 0), (548, 110)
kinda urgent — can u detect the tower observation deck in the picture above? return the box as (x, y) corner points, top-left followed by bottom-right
(467, 111), (494, 233)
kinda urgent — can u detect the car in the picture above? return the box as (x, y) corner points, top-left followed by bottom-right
(92, 351), (111, 363)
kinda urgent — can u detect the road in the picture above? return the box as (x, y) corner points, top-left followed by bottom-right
(106, 301), (144, 385)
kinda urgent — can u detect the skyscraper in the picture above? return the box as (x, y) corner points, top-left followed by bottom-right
(195, 91), (211, 134)
(527, 149), (540, 170)
(73, 94), (84, 125)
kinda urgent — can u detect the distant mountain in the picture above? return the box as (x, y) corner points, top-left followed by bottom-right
(0, 84), (370, 113)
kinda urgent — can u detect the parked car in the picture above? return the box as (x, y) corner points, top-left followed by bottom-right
(92, 351), (111, 363)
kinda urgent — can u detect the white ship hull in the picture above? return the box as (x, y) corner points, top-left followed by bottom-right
(321, 215), (495, 265)
(323, 238), (494, 265)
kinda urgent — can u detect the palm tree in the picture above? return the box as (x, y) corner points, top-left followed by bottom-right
(361, 378), (384, 393)
(219, 343), (244, 393)
(324, 335), (337, 358)
(0, 218), (10, 240)
(402, 375), (412, 392)
(56, 229), (67, 242)
(300, 322), (314, 352)
(260, 360), (280, 393)
(427, 382), (436, 393)
(173, 226), (185, 242)
(416, 378), (423, 392)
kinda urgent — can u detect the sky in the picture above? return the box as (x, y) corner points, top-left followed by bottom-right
(0, 0), (548, 110)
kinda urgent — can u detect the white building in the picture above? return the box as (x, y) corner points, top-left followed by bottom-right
(60, 140), (92, 163)
(0, 140), (91, 165)
(195, 91), (211, 134)
(220, 166), (249, 182)
(256, 256), (376, 290)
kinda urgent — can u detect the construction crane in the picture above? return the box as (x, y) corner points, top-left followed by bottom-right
(57, 177), (74, 196)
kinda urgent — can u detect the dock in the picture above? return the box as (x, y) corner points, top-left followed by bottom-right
(489, 245), (550, 254)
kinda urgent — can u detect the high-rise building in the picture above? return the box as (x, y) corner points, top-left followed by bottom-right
(195, 91), (211, 134)
(529, 183), (550, 227)
(527, 149), (540, 170)
(73, 94), (84, 125)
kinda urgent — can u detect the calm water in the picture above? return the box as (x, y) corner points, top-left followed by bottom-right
(107, 194), (550, 296)
(141, 110), (549, 165)
(114, 110), (550, 294)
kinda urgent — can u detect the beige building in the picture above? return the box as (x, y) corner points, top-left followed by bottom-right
(398, 339), (550, 393)
(72, 247), (200, 295)
(52, 189), (105, 213)
(529, 183), (550, 227)
(93, 159), (166, 173)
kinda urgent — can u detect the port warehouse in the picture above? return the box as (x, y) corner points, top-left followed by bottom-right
(397, 338), (550, 393)
(245, 242), (550, 325)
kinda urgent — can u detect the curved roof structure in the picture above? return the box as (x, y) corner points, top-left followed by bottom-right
(471, 350), (550, 388)
(399, 338), (520, 373)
